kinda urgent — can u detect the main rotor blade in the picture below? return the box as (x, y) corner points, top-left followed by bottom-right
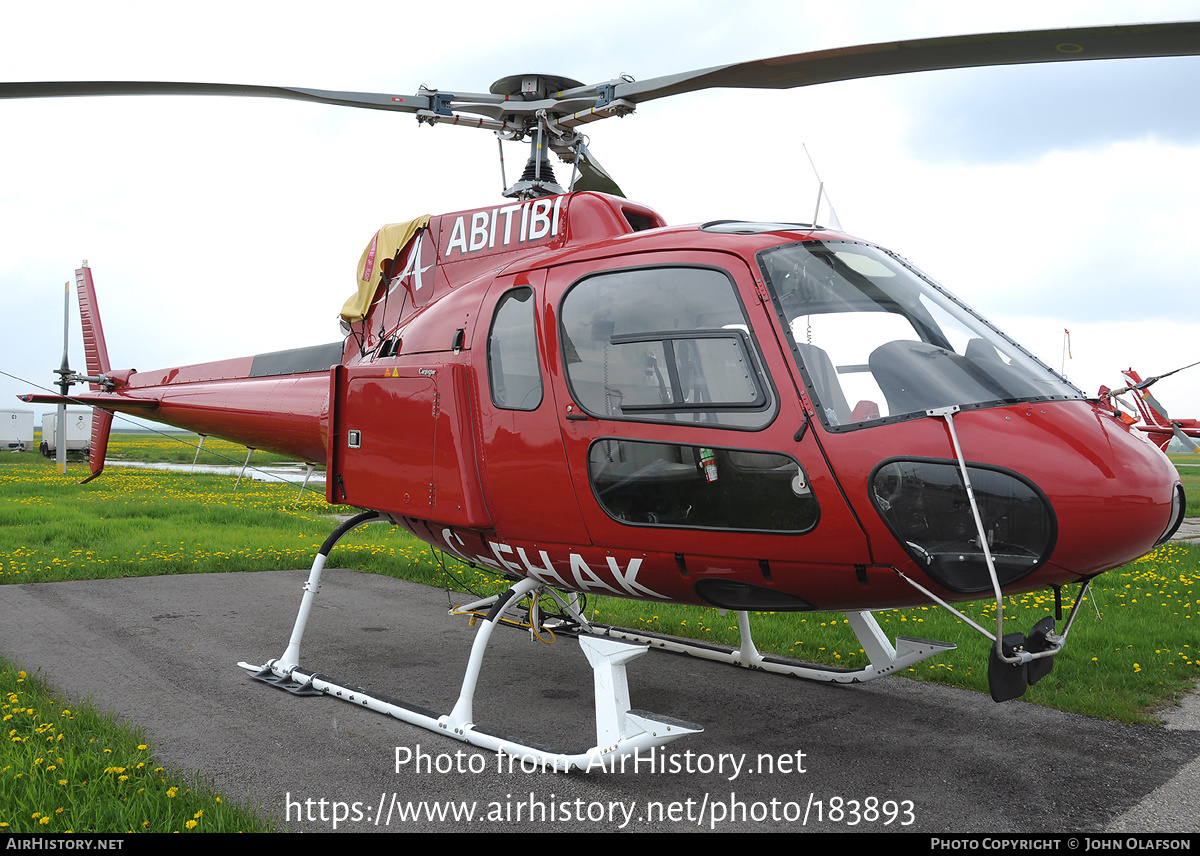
(1142, 388), (1172, 420)
(1172, 425), (1200, 454)
(612, 22), (1200, 104)
(0, 81), (432, 113)
(1131, 358), (1200, 390)
(4, 22), (1198, 150)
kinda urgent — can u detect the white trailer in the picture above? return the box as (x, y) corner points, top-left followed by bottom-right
(41, 409), (93, 458)
(1, 410), (34, 451)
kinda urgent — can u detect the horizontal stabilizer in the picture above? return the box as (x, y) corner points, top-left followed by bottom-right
(18, 393), (158, 410)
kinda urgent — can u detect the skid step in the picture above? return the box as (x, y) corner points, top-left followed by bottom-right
(249, 664), (322, 696)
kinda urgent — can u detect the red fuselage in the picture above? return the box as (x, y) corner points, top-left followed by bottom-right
(64, 192), (1182, 612)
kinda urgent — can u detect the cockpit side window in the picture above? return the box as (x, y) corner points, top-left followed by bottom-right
(488, 286), (543, 411)
(560, 266), (776, 430)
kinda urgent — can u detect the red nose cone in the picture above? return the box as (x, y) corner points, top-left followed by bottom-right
(1040, 404), (1181, 578)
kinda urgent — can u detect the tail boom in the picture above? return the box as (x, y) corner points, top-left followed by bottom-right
(23, 371), (331, 464)
(23, 263), (339, 471)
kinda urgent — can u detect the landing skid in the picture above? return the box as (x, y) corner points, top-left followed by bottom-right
(586, 609), (955, 684)
(525, 593), (955, 683)
(239, 513), (700, 772)
(241, 513), (954, 768)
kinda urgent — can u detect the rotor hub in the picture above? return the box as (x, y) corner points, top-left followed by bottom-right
(489, 74), (584, 101)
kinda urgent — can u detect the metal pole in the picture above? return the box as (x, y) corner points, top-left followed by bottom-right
(57, 281), (69, 474)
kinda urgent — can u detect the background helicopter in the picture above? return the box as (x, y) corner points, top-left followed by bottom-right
(1102, 366), (1200, 452)
(2, 0), (1200, 763)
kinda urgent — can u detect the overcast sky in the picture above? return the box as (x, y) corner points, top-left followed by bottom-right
(3, 0), (1199, 432)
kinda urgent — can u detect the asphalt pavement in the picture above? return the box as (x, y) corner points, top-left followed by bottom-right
(3, 568), (1198, 833)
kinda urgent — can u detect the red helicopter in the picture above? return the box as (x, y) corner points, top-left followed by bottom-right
(10, 22), (1195, 771)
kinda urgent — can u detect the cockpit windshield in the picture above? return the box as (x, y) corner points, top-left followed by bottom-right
(757, 240), (1081, 429)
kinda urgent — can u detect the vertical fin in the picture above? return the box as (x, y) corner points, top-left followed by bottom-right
(75, 265), (114, 482)
(75, 265), (111, 384)
(80, 409), (113, 484)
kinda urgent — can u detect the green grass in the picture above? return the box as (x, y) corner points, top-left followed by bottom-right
(0, 456), (447, 586)
(102, 432), (297, 467)
(0, 661), (272, 833)
(0, 437), (1197, 834)
(32, 429), (299, 467)
(0, 445), (483, 833)
(583, 544), (1199, 723)
(2, 443), (1196, 724)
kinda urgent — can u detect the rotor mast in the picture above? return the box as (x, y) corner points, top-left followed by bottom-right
(55, 280), (69, 474)
(490, 74), (579, 200)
